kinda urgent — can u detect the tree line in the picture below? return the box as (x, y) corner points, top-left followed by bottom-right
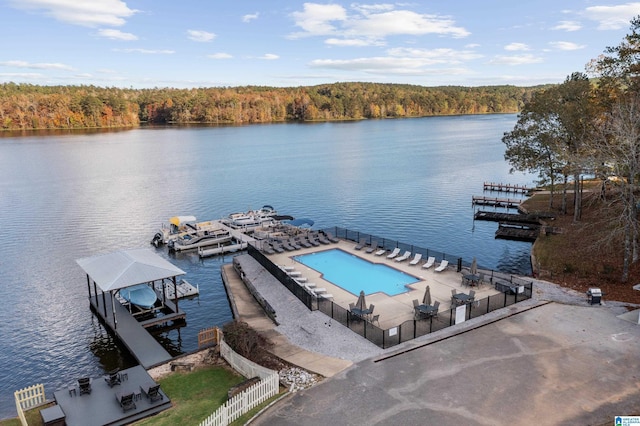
(0, 82), (544, 131)
(502, 17), (640, 282)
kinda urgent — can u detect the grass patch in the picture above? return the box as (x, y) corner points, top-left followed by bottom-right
(133, 366), (245, 426)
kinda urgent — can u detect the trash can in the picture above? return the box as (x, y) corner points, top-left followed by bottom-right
(587, 288), (602, 305)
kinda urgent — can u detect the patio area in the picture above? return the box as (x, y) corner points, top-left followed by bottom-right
(261, 237), (502, 329)
(50, 365), (171, 426)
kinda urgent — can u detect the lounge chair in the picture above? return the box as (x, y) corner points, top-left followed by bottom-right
(144, 384), (163, 403)
(316, 233), (331, 244)
(324, 232), (340, 243)
(297, 237), (312, 248)
(365, 240), (379, 254)
(374, 248), (386, 256)
(355, 238), (367, 250)
(281, 241), (295, 251)
(78, 378), (91, 395)
(288, 238), (302, 249)
(409, 253), (423, 265)
(395, 251), (412, 262)
(263, 244), (275, 255)
(434, 259), (449, 272)
(271, 243), (285, 253)
(387, 248), (401, 259)
(307, 235), (321, 246)
(422, 256), (436, 269)
(104, 369), (121, 388)
(117, 392), (136, 412)
(319, 293), (334, 299)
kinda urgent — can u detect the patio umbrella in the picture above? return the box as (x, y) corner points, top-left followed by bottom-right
(470, 257), (478, 275)
(422, 285), (432, 306)
(355, 290), (367, 310)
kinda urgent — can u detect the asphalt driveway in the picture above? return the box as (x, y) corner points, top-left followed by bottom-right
(252, 302), (640, 426)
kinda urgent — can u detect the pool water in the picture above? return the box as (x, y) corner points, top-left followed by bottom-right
(294, 248), (420, 296)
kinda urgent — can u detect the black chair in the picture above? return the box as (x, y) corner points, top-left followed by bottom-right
(78, 378), (91, 395)
(146, 384), (163, 403)
(104, 369), (122, 388)
(117, 392), (136, 412)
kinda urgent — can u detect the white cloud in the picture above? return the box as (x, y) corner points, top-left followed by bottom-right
(325, 38), (384, 47)
(289, 3), (469, 42)
(489, 54), (544, 66)
(0, 72), (44, 80)
(113, 48), (175, 54)
(549, 41), (585, 50)
(208, 53), (233, 59)
(309, 57), (470, 76)
(242, 12), (259, 23)
(552, 20), (582, 31)
(187, 30), (216, 42)
(387, 47), (483, 64)
(0, 60), (74, 70)
(260, 54), (279, 60)
(97, 29), (137, 40)
(504, 43), (530, 51)
(583, 3), (640, 30)
(290, 3), (347, 37)
(8, 0), (138, 27)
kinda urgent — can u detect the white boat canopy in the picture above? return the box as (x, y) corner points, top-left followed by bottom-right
(76, 248), (185, 292)
(169, 216), (197, 226)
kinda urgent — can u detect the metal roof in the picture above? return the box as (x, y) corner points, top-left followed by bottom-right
(76, 248), (185, 292)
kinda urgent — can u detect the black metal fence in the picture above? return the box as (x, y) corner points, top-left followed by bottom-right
(247, 229), (534, 349)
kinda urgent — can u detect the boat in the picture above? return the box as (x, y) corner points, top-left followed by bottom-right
(151, 216), (221, 247)
(168, 227), (233, 252)
(119, 284), (158, 309)
(221, 205), (293, 231)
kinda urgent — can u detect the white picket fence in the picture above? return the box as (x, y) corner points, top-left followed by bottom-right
(199, 339), (280, 426)
(14, 383), (46, 426)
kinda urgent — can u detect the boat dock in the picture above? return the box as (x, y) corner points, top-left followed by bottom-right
(483, 182), (529, 194)
(472, 196), (522, 209)
(495, 223), (540, 242)
(89, 295), (174, 368)
(153, 279), (199, 299)
(197, 220), (257, 258)
(474, 210), (542, 224)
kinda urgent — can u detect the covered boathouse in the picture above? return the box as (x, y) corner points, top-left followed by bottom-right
(76, 248), (186, 369)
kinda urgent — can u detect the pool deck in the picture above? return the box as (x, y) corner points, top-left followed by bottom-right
(264, 239), (501, 329)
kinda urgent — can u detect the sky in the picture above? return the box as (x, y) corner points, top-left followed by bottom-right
(2, 1), (640, 89)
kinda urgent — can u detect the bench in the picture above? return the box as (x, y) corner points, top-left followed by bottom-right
(170, 361), (195, 372)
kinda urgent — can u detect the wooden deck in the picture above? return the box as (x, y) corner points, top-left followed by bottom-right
(483, 182), (529, 194)
(89, 295), (175, 369)
(474, 210), (542, 224)
(53, 365), (171, 426)
(472, 196), (522, 209)
(495, 223), (539, 242)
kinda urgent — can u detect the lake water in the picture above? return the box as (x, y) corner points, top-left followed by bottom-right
(0, 114), (532, 418)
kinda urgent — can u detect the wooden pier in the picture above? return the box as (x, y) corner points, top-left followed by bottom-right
(495, 223), (540, 242)
(90, 295), (177, 368)
(472, 196), (522, 209)
(483, 182), (529, 194)
(474, 210), (542, 224)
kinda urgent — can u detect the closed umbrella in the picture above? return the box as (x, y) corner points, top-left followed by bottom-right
(355, 290), (367, 311)
(470, 257), (478, 275)
(422, 285), (432, 306)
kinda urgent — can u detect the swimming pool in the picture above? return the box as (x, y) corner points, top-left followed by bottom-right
(294, 248), (420, 296)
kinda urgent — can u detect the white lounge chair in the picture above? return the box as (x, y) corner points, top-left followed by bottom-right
(395, 251), (411, 262)
(409, 253), (423, 265)
(434, 259), (449, 272)
(319, 293), (333, 299)
(422, 256), (436, 269)
(387, 248), (401, 259)
(374, 249), (386, 256)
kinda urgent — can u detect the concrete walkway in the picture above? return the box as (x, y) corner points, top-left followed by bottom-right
(222, 262), (353, 378)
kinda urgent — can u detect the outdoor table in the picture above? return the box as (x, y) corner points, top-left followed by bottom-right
(462, 274), (480, 287)
(417, 304), (438, 317)
(453, 293), (473, 305)
(350, 308), (369, 320)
